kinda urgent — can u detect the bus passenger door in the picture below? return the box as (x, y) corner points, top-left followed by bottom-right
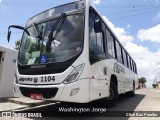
(89, 10), (108, 100)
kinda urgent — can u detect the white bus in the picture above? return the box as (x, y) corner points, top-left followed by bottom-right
(7, 0), (138, 107)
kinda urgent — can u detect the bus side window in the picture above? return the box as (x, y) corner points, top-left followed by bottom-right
(97, 33), (104, 51)
(89, 13), (105, 64)
(106, 29), (115, 58)
(111, 36), (115, 58)
(115, 41), (122, 63)
(122, 49), (127, 67)
(89, 16), (97, 48)
(121, 48), (124, 64)
(130, 57), (132, 71)
(135, 63), (137, 74)
(133, 61), (135, 72)
(127, 55), (130, 69)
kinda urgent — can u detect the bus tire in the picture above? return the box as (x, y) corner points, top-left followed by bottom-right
(100, 82), (118, 107)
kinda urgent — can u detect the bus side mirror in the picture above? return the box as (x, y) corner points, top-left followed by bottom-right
(94, 20), (102, 33)
(7, 25), (30, 43)
(7, 30), (11, 43)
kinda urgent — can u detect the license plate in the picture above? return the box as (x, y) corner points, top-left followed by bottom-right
(30, 93), (43, 100)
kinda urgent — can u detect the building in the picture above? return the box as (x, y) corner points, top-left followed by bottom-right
(0, 46), (18, 98)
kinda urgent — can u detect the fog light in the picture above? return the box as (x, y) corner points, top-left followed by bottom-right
(70, 88), (79, 96)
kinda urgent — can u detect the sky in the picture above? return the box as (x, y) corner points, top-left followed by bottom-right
(0, 0), (160, 87)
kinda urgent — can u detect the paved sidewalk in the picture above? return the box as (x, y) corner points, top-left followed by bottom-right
(0, 97), (55, 112)
(1, 88), (160, 120)
(128, 88), (160, 120)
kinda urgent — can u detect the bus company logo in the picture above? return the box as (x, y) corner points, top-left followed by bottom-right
(114, 63), (125, 73)
(34, 78), (38, 83)
(19, 77), (33, 82)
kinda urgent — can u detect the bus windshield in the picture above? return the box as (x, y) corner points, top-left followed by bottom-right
(18, 13), (84, 65)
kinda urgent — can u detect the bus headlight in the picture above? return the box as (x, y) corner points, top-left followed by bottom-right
(63, 64), (85, 84)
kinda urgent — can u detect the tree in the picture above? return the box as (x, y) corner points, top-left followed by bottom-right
(15, 40), (21, 50)
(152, 84), (157, 88)
(138, 77), (147, 88)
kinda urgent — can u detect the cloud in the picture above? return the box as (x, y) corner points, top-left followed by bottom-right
(0, 0), (1, 3)
(125, 42), (160, 87)
(92, 0), (101, 5)
(102, 16), (160, 87)
(137, 24), (160, 43)
(153, 12), (160, 21)
(126, 24), (131, 28)
(102, 16), (134, 45)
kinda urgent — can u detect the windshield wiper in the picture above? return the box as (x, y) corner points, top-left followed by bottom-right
(32, 22), (44, 50)
(47, 13), (67, 52)
(32, 22), (44, 39)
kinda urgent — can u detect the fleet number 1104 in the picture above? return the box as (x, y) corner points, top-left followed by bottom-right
(41, 76), (55, 82)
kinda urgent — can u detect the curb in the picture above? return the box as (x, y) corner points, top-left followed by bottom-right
(0, 97), (55, 107)
(7, 99), (55, 107)
(0, 97), (57, 112)
(12, 102), (59, 112)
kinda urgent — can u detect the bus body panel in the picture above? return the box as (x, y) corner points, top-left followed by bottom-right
(59, 79), (90, 103)
(14, 83), (65, 100)
(16, 66), (74, 85)
(12, 0), (138, 104)
(89, 57), (138, 101)
(89, 60), (110, 101)
(14, 62), (90, 103)
(14, 79), (90, 103)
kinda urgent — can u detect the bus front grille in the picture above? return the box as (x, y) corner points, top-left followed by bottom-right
(19, 87), (58, 99)
(18, 66), (68, 75)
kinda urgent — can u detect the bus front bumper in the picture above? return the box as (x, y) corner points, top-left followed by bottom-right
(13, 79), (90, 103)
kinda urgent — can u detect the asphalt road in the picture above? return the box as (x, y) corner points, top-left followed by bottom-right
(1, 88), (160, 120)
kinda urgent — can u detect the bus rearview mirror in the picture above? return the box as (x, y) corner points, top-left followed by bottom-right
(7, 30), (11, 43)
(94, 20), (102, 33)
(7, 25), (30, 43)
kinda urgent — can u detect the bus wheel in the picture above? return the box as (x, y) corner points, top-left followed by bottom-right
(103, 82), (118, 107)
